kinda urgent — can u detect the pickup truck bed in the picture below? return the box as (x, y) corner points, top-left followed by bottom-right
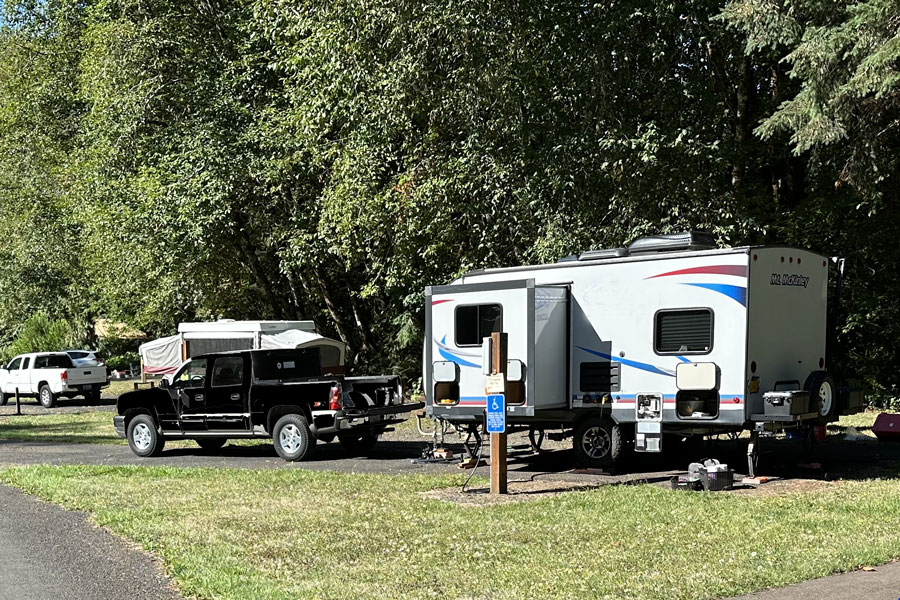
(114, 348), (422, 461)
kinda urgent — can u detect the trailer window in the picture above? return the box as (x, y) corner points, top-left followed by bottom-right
(654, 309), (713, 354)
(455, 304), (503, 347)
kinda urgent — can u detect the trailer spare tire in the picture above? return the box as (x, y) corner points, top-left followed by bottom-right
(573, 416), (623, 469)
(805, 371), (837, 423)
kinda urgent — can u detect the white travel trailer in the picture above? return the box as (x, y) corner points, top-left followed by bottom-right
(424, 232), (862, 470)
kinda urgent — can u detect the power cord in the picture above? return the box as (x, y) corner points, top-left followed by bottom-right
(461, 436), (486, 493)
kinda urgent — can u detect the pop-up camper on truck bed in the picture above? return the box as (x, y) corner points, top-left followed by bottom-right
(424, 232), (863, 475)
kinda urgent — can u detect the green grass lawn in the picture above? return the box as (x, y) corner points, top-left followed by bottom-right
(0, 412), (120, 444)
(106, 379), (148, 397)
(2, 465), (900, 600)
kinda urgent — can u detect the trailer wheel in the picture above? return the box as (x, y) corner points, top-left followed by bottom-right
(805, 371), (837, 423)
(0, 393), (8, 406)
(573, 416), (623, 469)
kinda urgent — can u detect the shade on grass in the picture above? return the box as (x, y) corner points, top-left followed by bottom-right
(2, 465), (900, 600)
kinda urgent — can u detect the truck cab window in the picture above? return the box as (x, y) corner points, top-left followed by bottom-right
(21, 357), (30, 369)
(211, 356), (243, 387)
(172, 359), (208, 388)
(654, 309), (713, 354)
(455, 304), (503, 346)
(6, 358), (21, 371)
(35, 355), (73, 368)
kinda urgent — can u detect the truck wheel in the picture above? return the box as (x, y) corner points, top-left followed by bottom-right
(805, 371), (837, 423)
(273, 414), (315, 462)
(573, 416), (623, 469)
(196, 438), (227, 451)
(338, 432), (379, 455)
(127, 414), (165, 457)
(38, 385), (57, 409)
(0, 393), (8, 406)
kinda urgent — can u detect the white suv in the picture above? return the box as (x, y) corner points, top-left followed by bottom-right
(65, 350), (103, 367)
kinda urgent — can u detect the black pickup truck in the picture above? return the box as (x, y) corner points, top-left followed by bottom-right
(113, 348), (422, 461)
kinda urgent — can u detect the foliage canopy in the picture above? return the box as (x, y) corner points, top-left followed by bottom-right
(0, 0), (897, 400)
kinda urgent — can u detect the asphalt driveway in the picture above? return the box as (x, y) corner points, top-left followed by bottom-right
(0, 484), (180, 600)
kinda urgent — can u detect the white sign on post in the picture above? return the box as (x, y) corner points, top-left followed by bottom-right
(485, 374), (505, 395)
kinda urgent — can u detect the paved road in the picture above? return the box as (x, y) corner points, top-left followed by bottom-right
(732, 562), (900, 600)
(0, 484), (180, 600)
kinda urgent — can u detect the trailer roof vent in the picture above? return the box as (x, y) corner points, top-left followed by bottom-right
(578, 248), (630, 261)
(627, 231), (717, 255)
(557, 248), (629, 263)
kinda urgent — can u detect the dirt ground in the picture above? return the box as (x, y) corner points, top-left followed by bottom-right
(409, 415), (900, 505)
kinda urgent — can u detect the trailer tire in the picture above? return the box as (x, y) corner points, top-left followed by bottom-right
(573, 416), (623, 469)
(0, 393), (8, 406)
(805, 371), (837, 423)
(273, 414), (315, 462)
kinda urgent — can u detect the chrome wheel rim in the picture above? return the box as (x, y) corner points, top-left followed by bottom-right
(41, 389), (50, 405)
(132, 423), (152, 451)
(582, 426), (611, 459)
(818, 381), (833, 416)
(279, 424), (303, 454)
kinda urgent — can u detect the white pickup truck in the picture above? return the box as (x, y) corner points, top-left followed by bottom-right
(0, 352), (109, 408)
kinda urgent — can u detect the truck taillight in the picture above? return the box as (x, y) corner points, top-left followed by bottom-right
(60, 371), (68, 383)
(329, 385), (342, 411)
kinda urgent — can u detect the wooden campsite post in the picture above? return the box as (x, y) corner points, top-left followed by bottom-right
(489, 332), (508, 495)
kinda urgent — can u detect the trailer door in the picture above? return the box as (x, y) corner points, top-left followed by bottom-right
(426, 280), (533, 420)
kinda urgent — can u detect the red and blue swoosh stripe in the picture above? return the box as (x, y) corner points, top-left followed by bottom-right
(646, 264), (747, 306)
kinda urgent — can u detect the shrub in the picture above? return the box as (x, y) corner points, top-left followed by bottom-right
(1, 312), (82, 362)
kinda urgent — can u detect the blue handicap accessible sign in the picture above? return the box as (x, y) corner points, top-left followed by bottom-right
(486, 394), (506, 434)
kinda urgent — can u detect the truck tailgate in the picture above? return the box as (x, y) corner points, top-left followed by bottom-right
(65, 366), (107, 385)
(343, 375), (404, 411)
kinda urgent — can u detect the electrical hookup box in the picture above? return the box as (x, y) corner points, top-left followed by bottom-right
(635, 393), (662, 452)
